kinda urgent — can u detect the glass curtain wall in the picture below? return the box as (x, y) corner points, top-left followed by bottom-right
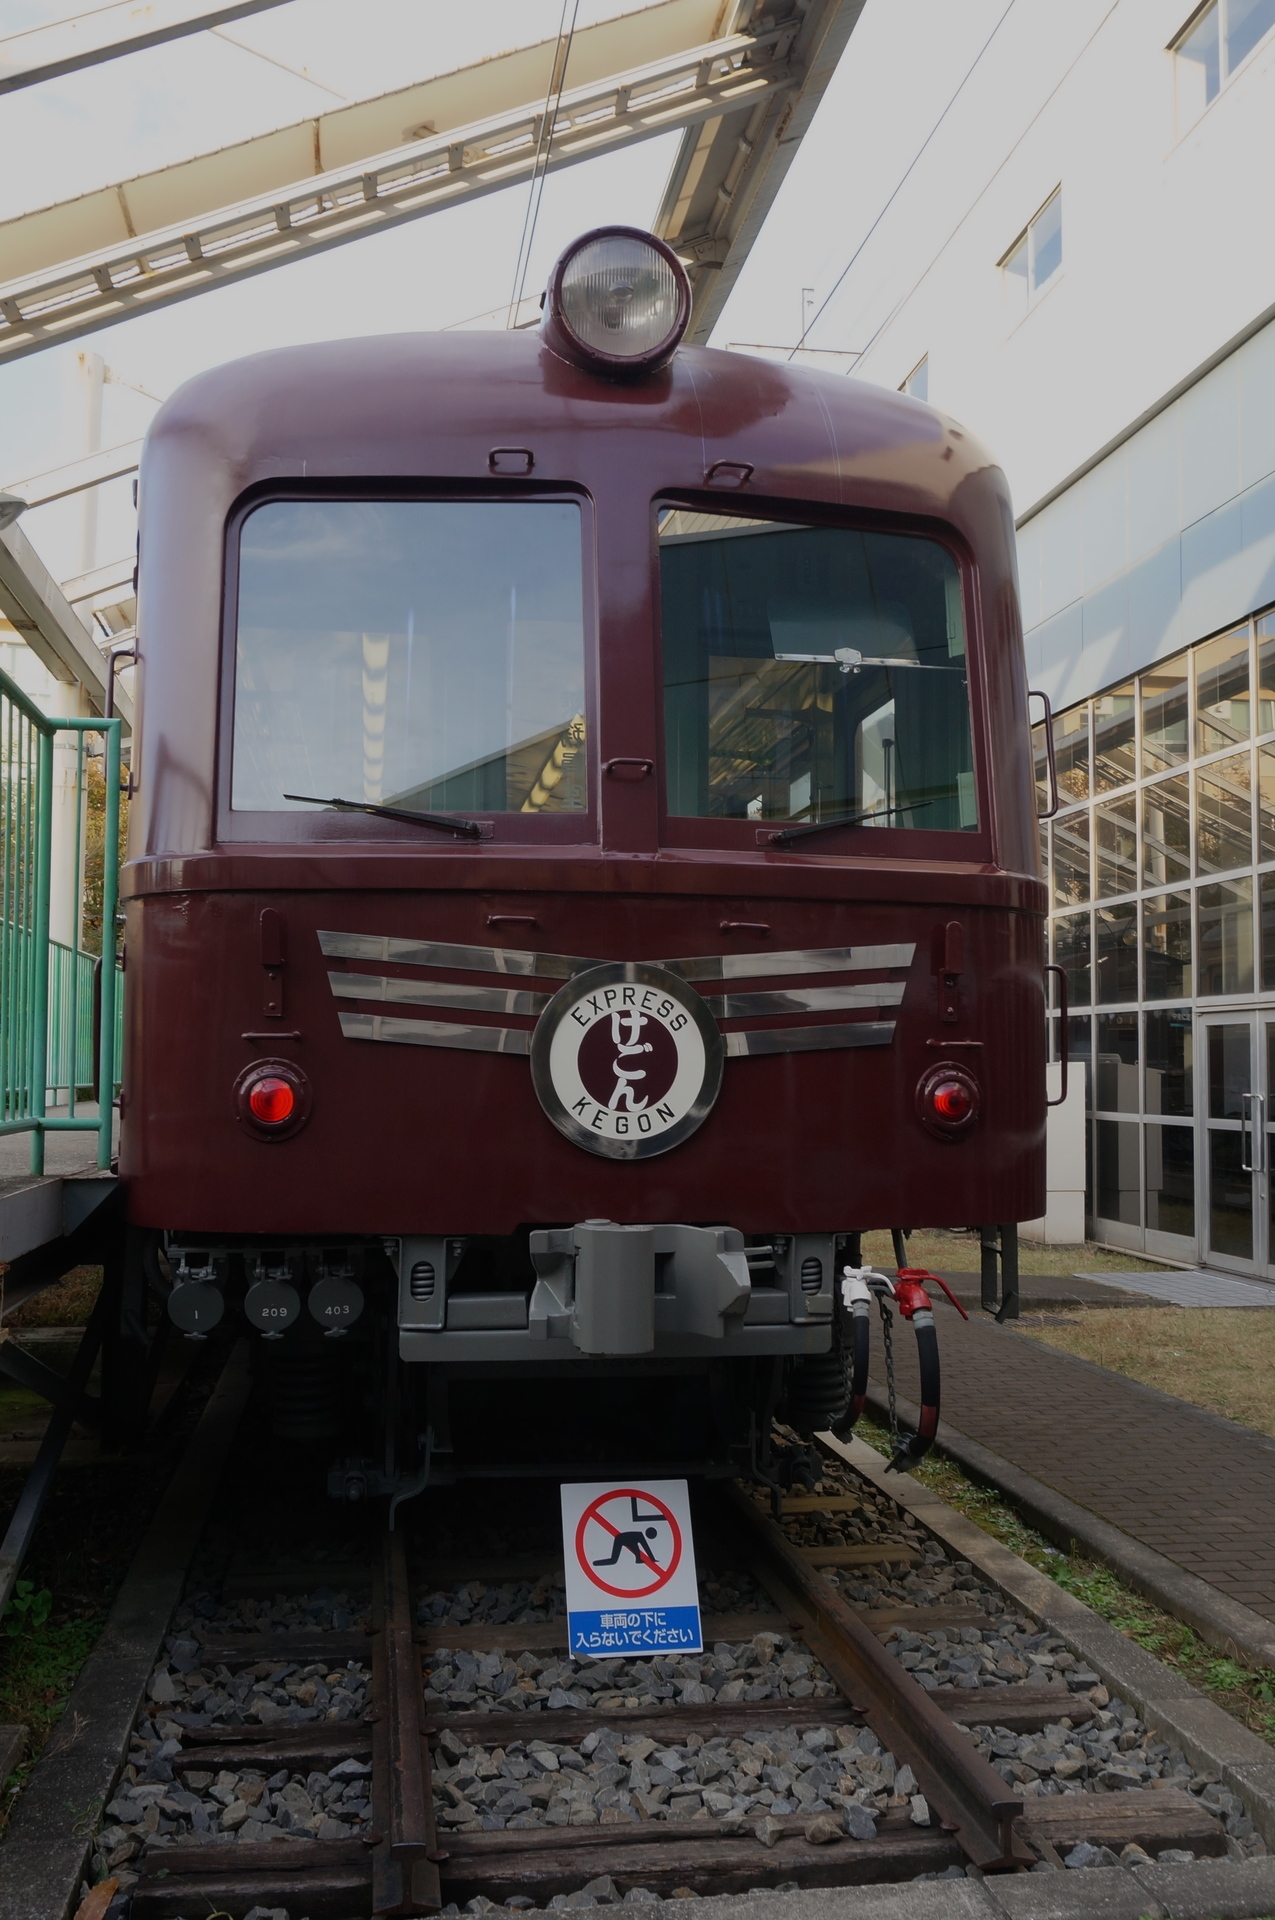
(1038, 607), (1275, 1259)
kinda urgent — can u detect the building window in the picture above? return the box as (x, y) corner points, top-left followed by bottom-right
(1042, 604), (1275, 1257)
(900, 357), (928, 401)
(1174, 0), (1275, 127)
(1001, 189), (1062, 300)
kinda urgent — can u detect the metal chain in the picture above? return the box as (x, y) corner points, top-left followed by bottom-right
(878, 1296), (899, 1444)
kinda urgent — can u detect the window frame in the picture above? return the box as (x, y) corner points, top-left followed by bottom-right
(651, 491), (994, 863)
(999, 187), (1063, 302)
(1172, 0), (1275, 129)
(1043, 603), (1275, 1255)
(215, 481), (600, 848)
(900, 357), (929, 401)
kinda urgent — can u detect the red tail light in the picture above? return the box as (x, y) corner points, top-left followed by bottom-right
(916, 1063), (979, 1139)
(932, 1079), (972, 1122)
(235, 1059), (310, 1139)
(248, 1076), (294, 1124)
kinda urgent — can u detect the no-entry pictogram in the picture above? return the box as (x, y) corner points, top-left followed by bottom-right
(561, 1478), (702, 1659)
(574, 1487), (683, 1599)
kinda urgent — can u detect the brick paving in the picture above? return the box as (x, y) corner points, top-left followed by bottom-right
(872, 1282), (1275, 1627)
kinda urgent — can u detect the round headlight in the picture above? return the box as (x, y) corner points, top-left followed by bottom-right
(543, 227), (691, 376)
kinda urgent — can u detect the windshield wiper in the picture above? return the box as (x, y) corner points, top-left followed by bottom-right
(283, 794), (483, 840)
(769, 801), (932, 847)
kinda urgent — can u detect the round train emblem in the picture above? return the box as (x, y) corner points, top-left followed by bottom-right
(530, 962), (723, 1160)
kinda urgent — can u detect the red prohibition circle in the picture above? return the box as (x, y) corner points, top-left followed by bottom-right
(574, 1488), (683, 1599)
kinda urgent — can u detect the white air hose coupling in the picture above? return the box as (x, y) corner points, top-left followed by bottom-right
(839, 1267), (874, 1313)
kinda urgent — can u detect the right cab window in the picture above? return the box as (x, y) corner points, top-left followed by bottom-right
(658, 509), (977, 835)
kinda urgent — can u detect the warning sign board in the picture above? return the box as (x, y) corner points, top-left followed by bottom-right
(560, 1479), (703, 1659)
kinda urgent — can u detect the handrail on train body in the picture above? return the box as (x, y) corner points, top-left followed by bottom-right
(0, 662), (122, 1172)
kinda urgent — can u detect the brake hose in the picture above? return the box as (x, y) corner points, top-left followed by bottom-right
(887, 1266), (969, 1471)
(830, 1264), (968, 1471)
(830, 1271), (872, 1439)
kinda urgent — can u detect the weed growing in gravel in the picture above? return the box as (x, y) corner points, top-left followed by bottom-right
(851, 1414), (1275, 1749)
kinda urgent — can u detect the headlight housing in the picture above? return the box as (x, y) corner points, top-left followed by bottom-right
(915, 1062), (980, 1141)
(235, 1058), (311, 1140)
(542, 227), (691, 376)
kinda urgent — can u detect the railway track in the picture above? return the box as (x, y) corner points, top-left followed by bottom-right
(84, 1431), (1249, 1918)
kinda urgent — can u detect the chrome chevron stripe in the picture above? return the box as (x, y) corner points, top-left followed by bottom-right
(338, 1012), (531, 1054)
(724, 1021), (896, 1058)
(319, 933), (915, 995)
(703, 981), (906, 1019)
(318, 930), (590, 979)
(663, 943), (914, 983)
(328, 972), (550, 1018)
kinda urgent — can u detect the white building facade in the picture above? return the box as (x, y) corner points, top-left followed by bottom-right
(817, 0), (1275, 1271)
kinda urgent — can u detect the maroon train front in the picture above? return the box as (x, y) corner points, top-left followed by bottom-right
(120, 228), (1046, 1495)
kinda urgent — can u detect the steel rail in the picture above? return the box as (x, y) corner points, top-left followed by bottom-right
(371, 1530), (442, 1914)
(721, 1479), (1028, 1871)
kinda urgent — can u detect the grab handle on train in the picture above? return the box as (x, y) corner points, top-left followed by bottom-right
(1045, 962), (1069, 1107)
(1029, 690), (1060, 819)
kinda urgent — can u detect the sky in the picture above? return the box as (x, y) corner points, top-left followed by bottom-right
(0, 0), (1013, 584)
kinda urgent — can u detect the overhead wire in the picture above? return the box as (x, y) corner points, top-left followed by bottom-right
(791, 0), (1019, 359)
(507, 0), (581, 329)
(843, 0), (1124, 377)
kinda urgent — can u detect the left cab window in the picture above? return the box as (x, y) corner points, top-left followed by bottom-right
(232, 499), (587, 815)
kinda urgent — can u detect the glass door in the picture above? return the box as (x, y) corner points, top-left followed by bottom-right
(1201, 1013), (1266, 1272)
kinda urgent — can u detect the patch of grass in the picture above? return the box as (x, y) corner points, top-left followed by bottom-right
(1015, 1305), (1275, 1438)
(852, 1412), (1275, 1747)
(857, 1228), (1171, 1278)
(0, 1599), (106, 1827)
(3, 1266), (102, 1329)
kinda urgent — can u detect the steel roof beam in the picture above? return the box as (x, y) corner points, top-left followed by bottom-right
(0, 521), (132, 727)
(3, 439), (143, 509)
(60, 556), (136, 607)
(0, 1), (295, 96)
(657, 0), (867, 342)
(0, 0), (863, 365)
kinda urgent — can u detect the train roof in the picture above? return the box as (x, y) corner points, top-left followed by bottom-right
(141, 329), (1007, 536)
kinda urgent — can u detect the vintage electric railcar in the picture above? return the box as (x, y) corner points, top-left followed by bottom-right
(121, 228), (1046, 1495)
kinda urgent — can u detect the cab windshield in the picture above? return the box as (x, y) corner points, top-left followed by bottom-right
(659, 510), (976, 832)
(232, 499), (587, 815)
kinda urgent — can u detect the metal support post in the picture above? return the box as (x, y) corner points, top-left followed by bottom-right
(28, 731), (52, 1172)
(101, 1225), (147, 1450)
(0, 1267), (115, 1619)
(979, 1226), (1000, 1313)
(995, 1225), (1019, 1323)
(96, 712), (120, 1168)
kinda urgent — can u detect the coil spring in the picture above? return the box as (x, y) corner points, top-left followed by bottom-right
(800, 1256), (823, 1294)
(410, 1260), (435, 1300)
(780, 1317), (850, 1438)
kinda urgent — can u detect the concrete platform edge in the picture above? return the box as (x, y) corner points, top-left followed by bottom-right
(824, 1426), (1275, 1857)
(664, 1855), (1275, 1920)
(861, 1380), (1275, 1671)
(0, 1341), (252, 1920)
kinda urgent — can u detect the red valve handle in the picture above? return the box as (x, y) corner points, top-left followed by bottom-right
(891, 1277), (932, 1321)
(897, 1265), (969, 1321)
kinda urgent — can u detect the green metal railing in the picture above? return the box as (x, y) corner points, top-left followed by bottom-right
(1, 663), (121, 1173)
